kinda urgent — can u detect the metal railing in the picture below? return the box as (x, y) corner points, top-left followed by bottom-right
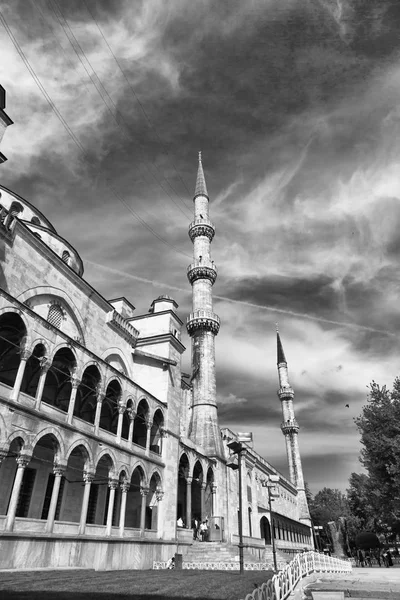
(241, 551), (352, 600)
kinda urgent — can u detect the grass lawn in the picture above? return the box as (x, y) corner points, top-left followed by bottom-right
(0, 568), (274, 600)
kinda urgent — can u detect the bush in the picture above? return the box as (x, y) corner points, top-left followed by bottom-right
(355, 531), (380, 550)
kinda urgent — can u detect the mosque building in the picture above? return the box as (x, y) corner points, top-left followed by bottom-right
(0, 87), (312, 570)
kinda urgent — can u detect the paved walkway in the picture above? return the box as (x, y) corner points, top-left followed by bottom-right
(305, 567), (400, 599)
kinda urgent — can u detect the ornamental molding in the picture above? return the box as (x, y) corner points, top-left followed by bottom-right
(186, 310), (220, 336)
(188, 219), (215, 242)
(187, 262), (217, 285)
(281, 419), (299, 435)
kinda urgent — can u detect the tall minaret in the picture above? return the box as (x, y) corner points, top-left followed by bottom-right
(187, 153), (223, 457)
(277, 328), (311, 525)
(0, 86), (13, 164)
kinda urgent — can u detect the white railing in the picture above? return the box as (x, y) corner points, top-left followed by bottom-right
(241, 551), (352, 600)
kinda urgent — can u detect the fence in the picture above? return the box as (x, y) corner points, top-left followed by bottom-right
(241, 551), (352, 600)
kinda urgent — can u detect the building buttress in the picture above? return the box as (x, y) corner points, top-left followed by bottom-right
(186, 152), (223, 457)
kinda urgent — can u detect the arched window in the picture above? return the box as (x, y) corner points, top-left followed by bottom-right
(62, 250), (70, 263)
(47, 304), (64, 329)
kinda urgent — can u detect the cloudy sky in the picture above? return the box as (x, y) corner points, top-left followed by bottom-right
(2, 0), (400, 493)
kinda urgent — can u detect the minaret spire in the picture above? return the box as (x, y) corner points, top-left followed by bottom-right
(277, 328), (311, 527)
(195, 151), (208, 199)
(186, 153), (222, 457)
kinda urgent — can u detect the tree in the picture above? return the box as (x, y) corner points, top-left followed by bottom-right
(347, 473), (376, 530)
(309, 488), (352, 554)
(355, 379), (400, 531)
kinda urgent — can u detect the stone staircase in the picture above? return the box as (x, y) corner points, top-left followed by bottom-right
(182, 541), (291, 569)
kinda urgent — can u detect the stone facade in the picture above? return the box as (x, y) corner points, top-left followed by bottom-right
(0, 97), (312, 570)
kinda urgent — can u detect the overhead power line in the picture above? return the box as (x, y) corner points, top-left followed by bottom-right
(49, 0), (192, 220)
(82, 0), (192, 199)
(0, 9), (192, 259)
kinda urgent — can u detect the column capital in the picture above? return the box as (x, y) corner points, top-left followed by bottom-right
(39, 357), (51, 373)
(159, 427), (167, 438)
(156, 486), (164, 502)
(53, 463), (67, 476)
(71, 375), (81, 390)
(127, 409), (136, 421)
(201, 481), (207, 490)
(120, 480), (130, 493)
(118, 405), (125, 415)
(19, 347), (32, 362)
(186, 476), (193, 486)
(145, 418), (153, 430)
(108, 478), (119, 490)
(211, 483), (217, 494)
(140, 486), (150, 497)
(96, 385), (106, 403)
(83, 470), (95, 483)
(16, 453), (31, 468)
(0, 449), (8, 464)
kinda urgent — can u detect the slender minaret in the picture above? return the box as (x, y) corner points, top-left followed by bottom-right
(277, 327), (311, 525)
(0, 86), (13, 164)
(187, 153), (223, 457)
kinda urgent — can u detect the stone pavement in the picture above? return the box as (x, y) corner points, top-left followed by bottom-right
(304, 567), (400, 599)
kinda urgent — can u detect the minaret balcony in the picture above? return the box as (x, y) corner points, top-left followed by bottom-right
(278, 386), (294, 399)
(187, 309), (220, 335)
(187, 259), (217, 285)
(188, 217), (215, 242)
(281, 419), (299, 435)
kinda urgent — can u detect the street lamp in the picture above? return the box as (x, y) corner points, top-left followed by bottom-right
(260, 474), (279, 572)
(226, 437), (249, 574)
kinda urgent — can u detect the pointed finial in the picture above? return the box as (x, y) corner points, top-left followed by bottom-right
(194, 151), (209, 199)
(277, 328), (287, 365)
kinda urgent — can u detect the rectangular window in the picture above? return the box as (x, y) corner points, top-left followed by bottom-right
(16, 468), (36, 518)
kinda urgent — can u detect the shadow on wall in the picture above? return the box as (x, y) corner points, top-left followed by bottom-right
(0, 242), (8, 293)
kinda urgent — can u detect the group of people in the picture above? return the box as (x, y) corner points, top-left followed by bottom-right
(192, 517), (209, 541)
(355, 548), (396, 568)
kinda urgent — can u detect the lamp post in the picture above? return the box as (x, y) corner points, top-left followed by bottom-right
(227, 438), (247, 574)
(261, 474), (279, 572)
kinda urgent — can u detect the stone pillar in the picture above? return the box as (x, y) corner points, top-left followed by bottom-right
(140, 486), (149, 535)
(10, 348), (31, 401)
(145, 420), (152, 455)
(94, 391), (105, 436)
(116, 405), (125, 443)
(119, 480), (130, 537)
(45, 464), (66, 533)
(159, 427), (166, 456)
(127, 411), (135, 444)
(78, 471), (94, 535)
(200, 481), (206, 520)
(5, 454), (31, 531)
(211, 483), (217, 516)
(34, 358), (50, 410)
(67, 376), (81, 424)
(186, 476), (192, 529)
(106, 479), (119, 536)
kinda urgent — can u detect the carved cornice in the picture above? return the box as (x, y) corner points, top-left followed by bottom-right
(186, 310), (220, 336)
(278, 386), (294, 400)
(187, 260), (217, 285)
(281, 419), (299, 435)
(188, 218), (215, 242)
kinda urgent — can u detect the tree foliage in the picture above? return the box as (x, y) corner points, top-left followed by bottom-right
(355, 378), (400, 529)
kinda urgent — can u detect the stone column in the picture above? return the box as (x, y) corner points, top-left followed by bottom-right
(127, 411), (135, 444)
(200, 481), (206, 520)
(34, 358), (50, 410)
(67, 376), (81, 424)
(94, 390), (105, 436)
(119, 480), (130, 537)
(106, 479), (119, 536)
(140, 486), (149, 535)
(116, 405), (125, 443)
(45, 464), (66, 533)
(186, 476), (192, 529)
(10, 348), (31, 401)
(159, 427), (166, 456)
(78, 471), (94, 535)
(145, 420), (152, 455)
(211, 483), (217, 516)
(5, 454), (31, 531)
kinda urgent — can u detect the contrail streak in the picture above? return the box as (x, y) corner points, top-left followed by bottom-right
(86, 260), (394, 337)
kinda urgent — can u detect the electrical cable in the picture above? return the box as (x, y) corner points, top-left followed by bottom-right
(0, 9), (192, 259)
(49, 0), (192, 219)
(82, 0), (193, 200)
